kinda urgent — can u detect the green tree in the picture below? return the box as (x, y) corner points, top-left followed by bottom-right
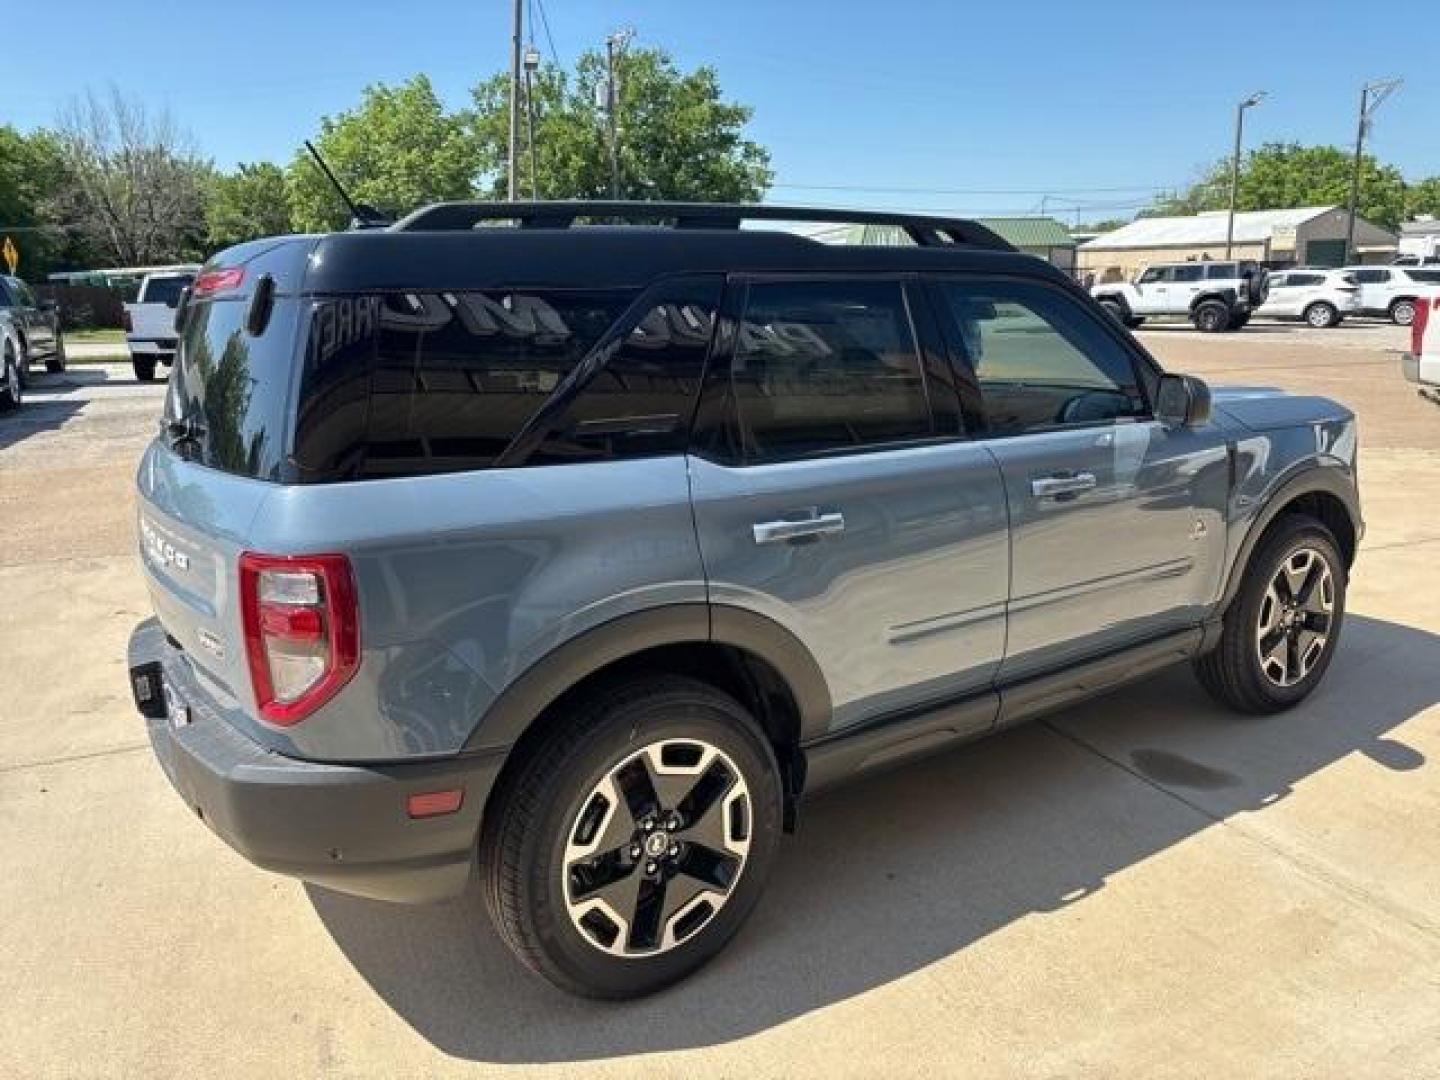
(286, 75), (478, 231)
(1404, 176), (1440, 221)
(206, 162), (293, 252)
(470, 46), (772, 201)
(1150, 142), (1409, 229)
(0, 126), (80, 278)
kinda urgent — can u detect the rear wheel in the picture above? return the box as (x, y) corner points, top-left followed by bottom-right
(1391, 298), (1417, 326)
(45, 332), (67, 373)
(480, 675), (783, 999)
(132, 357), (157, 382)
(1192, 299), (1231, 333)
(1195, 515), (1346, 714)
(1304, 302), (1340, 329)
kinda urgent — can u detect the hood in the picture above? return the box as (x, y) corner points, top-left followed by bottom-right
(1208, 385), (1354, 432)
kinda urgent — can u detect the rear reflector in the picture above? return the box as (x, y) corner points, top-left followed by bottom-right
(194, 267), (245, 296)
(407, 789), (464, 818)
(239, 552), (359, 726)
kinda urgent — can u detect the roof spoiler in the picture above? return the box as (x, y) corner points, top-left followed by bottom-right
(389, 200), (1016, 252)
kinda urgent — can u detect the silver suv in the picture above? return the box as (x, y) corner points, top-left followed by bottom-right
(128, 202), (1361, 998)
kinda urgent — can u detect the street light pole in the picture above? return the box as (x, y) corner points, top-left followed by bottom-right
(1225, 91), (1266, 260)
(507, 0), (523, 201)
(1345, 78), (1403, 265)
(604, 29), (633, 200)
(524, 47), (540, 200)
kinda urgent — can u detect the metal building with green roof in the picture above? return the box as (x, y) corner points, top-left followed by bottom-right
(841, 216), (1077, 271)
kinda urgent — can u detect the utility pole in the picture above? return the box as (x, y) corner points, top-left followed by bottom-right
(1345, 78), (1403, 264)
(507, 0), (523, 201)
(1225, 91), (1266, 260)
(524, 46), (540, 200)
(604, 29), (633, 199)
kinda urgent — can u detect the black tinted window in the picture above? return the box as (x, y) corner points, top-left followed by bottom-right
(1409, 269), (1440, 284)
(1171, 265), (1204, 282)
(1291, 273), (1325, 286)
(730, 280), (933, 462)
(1205, 263), (1238, 279)
(1353, 268), (1387, 283)
(1138, 267), (1170, 284)
(165, 298), (298, 480)
(292, 290), (636, 481)
(531, 278), (720, 464)
(143, 276), (191, 307)
(935, 280), (1147, 436)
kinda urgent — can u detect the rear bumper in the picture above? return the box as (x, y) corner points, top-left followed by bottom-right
(128, 618), (504, 903)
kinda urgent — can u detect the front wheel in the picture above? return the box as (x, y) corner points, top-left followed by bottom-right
(45, 332), (67, 373)
(1304, 302), (1340, 329)
(480, 675), (783, 998)
(1195, 515), (1346, 714)
(1192, 300), (1231, 333)
(1391, 299), (1416, 326)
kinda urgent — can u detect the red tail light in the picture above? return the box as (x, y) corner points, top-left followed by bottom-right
(194, 267), (245, 296)
(122, 310), (133, 332)
(1414, 296), (1434, 357)
(239, 552), (359, 726)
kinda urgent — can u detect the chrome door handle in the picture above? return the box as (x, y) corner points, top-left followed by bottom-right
(752, 512), (846, 545)
(1031, 472), (1097, 498)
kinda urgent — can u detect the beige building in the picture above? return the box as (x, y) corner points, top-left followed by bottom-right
(1078, 206), (1397, 281)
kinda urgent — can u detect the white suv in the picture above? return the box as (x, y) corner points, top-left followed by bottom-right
(1344, 265), (1440, 325)
(1254, 268), (1361, 328)
(1091, 260), (1266, 333)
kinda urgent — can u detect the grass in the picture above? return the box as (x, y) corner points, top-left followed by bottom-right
(65, 328), (126, 344)
(65, 353), (131, 365)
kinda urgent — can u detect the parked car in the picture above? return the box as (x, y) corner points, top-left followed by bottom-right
(123, 269), (197, 381)
(1401, 290), (1440, 393)
(1, 309), (23, 411)
(1343, 265), (1440, 325)
(126, 203), (1361, 999)
(0, 274), (66, 377)
(1253, 268), (1361, 328)
(1091, 260), (1268, 332)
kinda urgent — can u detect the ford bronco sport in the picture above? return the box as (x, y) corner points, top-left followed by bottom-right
(128, 202), (1360, 999)
(1091, 260), (1268, 332)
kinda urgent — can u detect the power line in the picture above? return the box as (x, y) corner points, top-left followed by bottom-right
(534, 0), (560, 66)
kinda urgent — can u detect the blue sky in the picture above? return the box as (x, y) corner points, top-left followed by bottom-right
(5, 0), (1437, 222)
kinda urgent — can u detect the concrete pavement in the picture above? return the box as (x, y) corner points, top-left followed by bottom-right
(2, 344), (1439, 1078)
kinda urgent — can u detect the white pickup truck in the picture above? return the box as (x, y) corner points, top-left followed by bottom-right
(1401, 291), (1440, 397)
(123, 268), (197, 381)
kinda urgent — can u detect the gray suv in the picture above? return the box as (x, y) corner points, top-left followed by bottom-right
(127, 202), (1361, 998)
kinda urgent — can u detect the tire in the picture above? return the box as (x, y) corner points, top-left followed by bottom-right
(1, 347), (21, 411)
(132, 356), (157, 382)
(1192, 299), (1231, 333)
(480, 674), (784, 999)
(1230, 312), (1251, 330)
(45, 332), (67, 373)
(1098, 299), (1128, 325)
(1303, 302), (1340, 329)
(1195, 514), (1347, 715)
(1390, 298), (1416, 326)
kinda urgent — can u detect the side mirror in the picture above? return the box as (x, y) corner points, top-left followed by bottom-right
(1156, 373), (1212, 428)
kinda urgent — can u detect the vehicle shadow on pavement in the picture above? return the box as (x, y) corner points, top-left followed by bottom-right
(307, 613), (1436, 1064)
(0, 397), (83, 453)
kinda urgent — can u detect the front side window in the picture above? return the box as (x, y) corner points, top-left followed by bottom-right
(934, 280), (1148, 436)
(1138, 267), (1170, 284)
(728, 280), (933, 462)
(1354, 268), (1387, 284)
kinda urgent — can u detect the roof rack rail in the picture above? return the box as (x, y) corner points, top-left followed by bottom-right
(390, 200), (1015, 252)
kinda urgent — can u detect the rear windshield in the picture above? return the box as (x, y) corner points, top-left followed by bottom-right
(163, 297), (298, 480)
(142, 276), (193, 307)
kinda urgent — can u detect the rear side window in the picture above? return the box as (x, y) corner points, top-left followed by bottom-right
(1409, 269), (1440, 284)
(1291, 273), (1325, 286)
(1171, 265), (1204, 282)
(1204, 263), (1238, 279)
(165, 297), (298, 480)
(727, 280), (933, 462)
(142, 276), (192, 307)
